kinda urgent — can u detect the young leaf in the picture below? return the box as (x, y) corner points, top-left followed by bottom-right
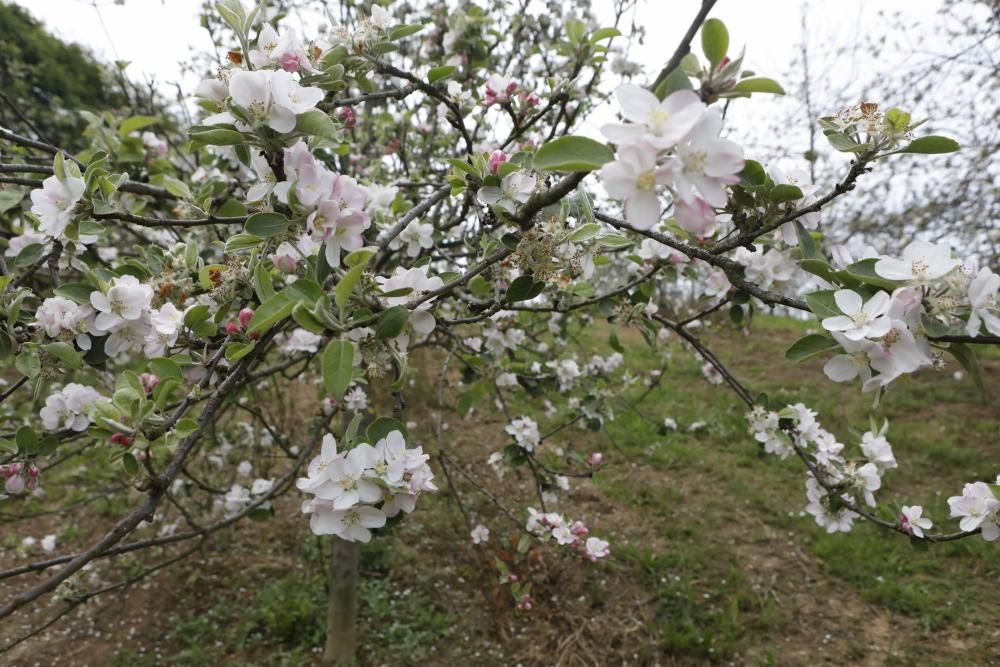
(322, 340), (355, 399)
(533, 136), (614, 172)
(732, 78), (785, 95)
(701, 18), (729, 69)
(898, 136), (960, 154)
(785, 334), (840, 362)
(245, 212), (290, 238)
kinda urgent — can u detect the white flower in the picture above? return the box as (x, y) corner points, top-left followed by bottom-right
(35, 297), (95, 350)
(223, 484), (251, 515)
(900, 505), (932, 538)
(584, 536), (610, 560)
(860, 430), (896, 471)
(308, 504), (387, 542)
(734, 247), (795, 289)
(547, 358), (581, 391)
(269, 69), (325, 114)
(40, 534), (57, 553)
(600, 85), (705, 150)
(316, 446), (383, 510)
(669, 109), (744, 207)
(237, 460), (253, 477)
(823, 332), (876, 385)
(376, 266), (445, 335)
(854, 462), (882, 507)
(370, 4), (393, 30)
(674, 196), (717, 237)
(307, 175), (371, 266)
(821, 290), (892, 341)
(150, 302), (184, 336)
(30, 175), (85, 239)
(506, 416), (540, 452)
(874, 240), (960, 283)
(283, 328), (323, 354)
(487, 452), (505, 479)
(947, 482), (1000, 539)
(40, 383), (105, 431)
(966, 267), (1000, 337)
(662, 417), (678, 432)
(477, 171), (536, 213)
(90, 275), (154, 332)
(229, 69), (293, 133)
(470, 524), (490, 544)
(249, 24), (311, 72)
(297, 434), (340, 494)
(599, 140), (672, 230)
(251, 478), (274, 495)
(344, 386), (368, 413)
(495, 372), (518, 388)
(396, 221), (434, 257)
(6, 231), (49, 257)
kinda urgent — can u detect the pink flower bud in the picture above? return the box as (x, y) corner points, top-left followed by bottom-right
(271, 252), (298, 274)
(111, 433), (132, 447)
(674, 197), (717, 238)
(279, 52), (301, 73)
(339, 106), (356, 129)
(570, 520), (589, 537)
(488, 149), (508, 175)
(899, 513), (913, 535)
(5, 474), (25, 495)
(516, 594), (532, 611)
(225, 321), (241, 336)
(507, 573), (518, 583)
(139, 373), (160, 394)
(238, 308), (254, 329)
(586, 452), (604, 469)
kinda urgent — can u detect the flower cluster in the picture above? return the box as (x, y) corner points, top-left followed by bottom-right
(1, 462), (40, 496)
(599, 84), (744, 233)
(820, 241), (1000, 392)
(525, 508), (610, 561)
(40, 383), (107, 432)
(296, 431), (436, 542)
(948, 480), (999, 541)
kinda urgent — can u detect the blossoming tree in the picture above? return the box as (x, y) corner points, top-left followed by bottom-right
(0, 0), (997, 663)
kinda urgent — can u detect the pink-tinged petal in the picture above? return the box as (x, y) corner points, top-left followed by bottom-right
(834, 289), (863, 315)
(477, 186), (503, 205)
(824, 355), (861, 382)
(358, 506), (387, 528)
(624, 190), (661, 230)
(617, 141), (657, 172)
(657, 99), (706, 146)
(599, 161), (637, 199)
(614, 84), (657, 124)
(873, 258), (912, 280)
(690, 173), (728, 207)
(822, 315), (854, 332)
(599, 123), (647, 145)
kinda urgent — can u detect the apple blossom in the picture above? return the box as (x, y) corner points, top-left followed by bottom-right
(600, 85), (705, 149)
(899, 506), (933, 538)
(30, 174), (85, 239)
(821, 290), (892, 341)
(966, 267), (1000, 337)
(668, 109), (745, 207)
(470, 524), (490, 544)
(477, 171), (537, 213)
(599, 140), (672, 230)
(874, 240), (960, 283)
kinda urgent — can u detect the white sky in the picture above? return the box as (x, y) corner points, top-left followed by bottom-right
(10, 0), (945, 172)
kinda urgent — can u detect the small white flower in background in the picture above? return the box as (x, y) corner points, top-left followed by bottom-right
(470, 524), (490, 545)
(487, 452), (505, 479)
(343, 386), (368, 413)
(821, 290), (892, 341)
(40, 534), (57, 553)
(223, 484), (251, 515)
(966, 267), (1000, 337)
(547, 358), (581, 391)
(662, 417), (678, 432)
(947, 482), (1000, 540)
(141, 131), (168, 158)
(506, 416), (541, 452)
(700, 361), (723, 386)
(899, 505), (932, 538)
(477, 171), (536, 213)
(251, 478), (274, 495)
(599, 140), (672, 230)
(236, 460), (253, 477)
(734, 247), (795, 289)
(30, 174), (85, 239)
(396, 221), (435, 257)
(687, 421), (707, 433)
(600, 85), (705, 149)
(369, 5), (394, 30)
(874, 240), (960, 283)
(495, 372), (518, 388)
(854, 462), (882, 507)
(283, 328), (323, 354)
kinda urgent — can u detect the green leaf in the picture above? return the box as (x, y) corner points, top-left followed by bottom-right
(322, 339), (355, 399)
(246, 291), (294, 335)
(374, 305), (409, 339)
(898, 136), (960, 154)
(225, 340), (255, 361)
(804, 290), (841, 319)
(785, 334), (840, 362)
(54, 283), (95, 304)
(389, 24), (423, 40)
(533, 136), (614, 172)
(149, 357), (183, 380)
(654, 67), (693, 100)
(843, 258), (901, 290)
(739, 160), (766, 186)
(286, 278), (324, 304)
(824, 131), (869, 153)
(294, 109), (339, 141)
(793, 221), (821, 260)
(119, 115), (159, 138)
(769, 184), (804, 204)
(43, 342), (83, 369)
(590, 27), (622, 43)
(16, 426), (38, 452)
(732, 77), (785, 95)
(291, 303), (326, 334)
(0, 190), (24, 214)
(188, 126), (246, 146)
(366, 417), (408, 444)
(947, 343), (983, 393)
(336, 262), (367, 314)
(183, 304), (211, 328)
(567, 223), (601, 243)
(225, 233), (264, 253)
(701, 18), (729, 69)
(506, 275), (537, 302)
(122, 452), (140, 476)
(244, 212), (289, 238)
(427, 65), (456, 84)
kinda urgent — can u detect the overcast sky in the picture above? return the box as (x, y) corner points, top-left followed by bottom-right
(10, 0), (946, 172)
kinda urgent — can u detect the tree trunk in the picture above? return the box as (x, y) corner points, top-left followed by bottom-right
(321, 537), (360, 666)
